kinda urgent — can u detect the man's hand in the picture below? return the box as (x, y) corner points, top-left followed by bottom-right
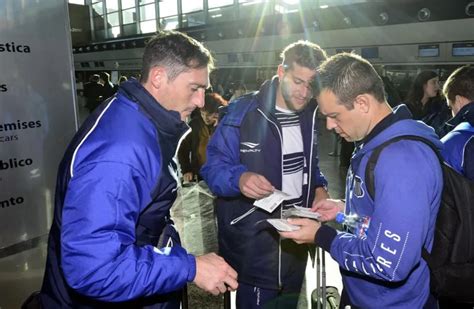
(278, 218), (321, 244)
(194, 253), (238, 296)
(183, 172), (194, 183)
(312, 199), (345, 222)
(238, 172), (274, 199)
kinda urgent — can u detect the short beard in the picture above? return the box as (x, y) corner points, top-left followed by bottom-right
(280, 77), (308, 112)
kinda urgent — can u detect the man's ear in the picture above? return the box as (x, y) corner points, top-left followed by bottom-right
(277, 64), (285, 79)
(148, 66), (167, 90)
(354, 94), (370, 113)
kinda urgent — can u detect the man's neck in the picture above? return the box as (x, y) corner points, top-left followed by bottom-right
(275, 86), (287, 109)
(367, 102), (393, 135)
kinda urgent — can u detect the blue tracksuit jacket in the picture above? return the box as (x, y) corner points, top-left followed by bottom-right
(201, 77), (327, 291)
(40, 80), (195, 308)
(316, 105), (443, 308)
(441, 102), (474, 181)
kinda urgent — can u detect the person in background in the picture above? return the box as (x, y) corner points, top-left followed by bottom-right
(405, 70), (451, 136)
(39, 30), (237, 308)
(441, 65), (474, 181)
(201, 41), (329, 308)
(99, 71), (117, 102)
(279, 53), (442, 309)
(229, 82), (248, 102)
(83, 74), (103, 113)
(178, 92), (227, 182)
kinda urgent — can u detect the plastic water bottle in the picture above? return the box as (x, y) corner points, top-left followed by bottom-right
(335, 212), (371, 238)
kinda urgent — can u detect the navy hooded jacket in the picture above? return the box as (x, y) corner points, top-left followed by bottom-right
(201, 76), (327, 290)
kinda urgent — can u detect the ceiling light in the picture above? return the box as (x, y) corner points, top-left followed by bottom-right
(378, 12), (389, 25)
(417, 8), (431, 22)
(466, 2), (474, 16)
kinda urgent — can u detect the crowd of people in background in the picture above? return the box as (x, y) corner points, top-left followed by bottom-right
(81, 72), (130, 112)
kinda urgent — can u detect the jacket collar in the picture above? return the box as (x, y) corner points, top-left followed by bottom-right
(256, 76), (279, 115)
(447, 101), (474, 128)
(118, 79), (189, 138)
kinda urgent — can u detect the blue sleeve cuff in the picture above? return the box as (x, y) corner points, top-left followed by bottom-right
(186, 254), (197, 282)
(315, 224), (337, 252)
(230, 165), (248, 194)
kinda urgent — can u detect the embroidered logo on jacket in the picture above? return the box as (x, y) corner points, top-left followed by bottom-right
(240, 142), (261, 153)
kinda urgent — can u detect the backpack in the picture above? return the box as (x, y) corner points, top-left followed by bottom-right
(365, 135), (474, 302)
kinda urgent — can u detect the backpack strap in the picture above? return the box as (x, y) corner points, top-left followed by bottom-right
(365, 135), (443, 200)
(364, 135), (443, 265)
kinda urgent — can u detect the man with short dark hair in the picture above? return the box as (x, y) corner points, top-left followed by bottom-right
(201, 41), (329, 308)
(441, 65), (474, 181)
(279, 53), (442, 308)
(40, 30), (237, 308)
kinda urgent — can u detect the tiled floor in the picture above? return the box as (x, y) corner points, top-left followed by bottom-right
(0, 109), (347, 309)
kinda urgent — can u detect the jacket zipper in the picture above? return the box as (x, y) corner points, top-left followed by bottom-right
(305, 108), (317, 207)
(257, 108), (284, 289)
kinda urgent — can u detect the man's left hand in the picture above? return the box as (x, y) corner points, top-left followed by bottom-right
(278, 218), (321, 244)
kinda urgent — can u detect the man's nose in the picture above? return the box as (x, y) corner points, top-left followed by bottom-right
(326, 117), (337, 130)
(194, 89), (205, 108)
(300, 84), (311, 98)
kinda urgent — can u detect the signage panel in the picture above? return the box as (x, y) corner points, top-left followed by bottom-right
(0, 0), (78, 248)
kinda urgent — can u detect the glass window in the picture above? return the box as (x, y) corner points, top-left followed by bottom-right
(238, 0), (272, 18)
(69, 0), (85, 4)
(92, 1), (104, 15)
(140, 20), (157, 33)
(140, 3), (156, 21)
(161, 16), (179, 30)
(208, 6), (236, 23)
(122, 7), (136, 24)
(111, 26), (121, 38)
(139, 0), (154, 3)
(182, 1), (203, 14)
(208, 0), (233, 8)
(159, 0), (178, 17)
(107, 12), (120, 26)
(182, 11), (205, 27)
(123, 23), (139, 36)
(93, 15), (105, 30)
(238, 0), (269, 3)
(121, 0), (135, 10)
(105, 0), (119, 13)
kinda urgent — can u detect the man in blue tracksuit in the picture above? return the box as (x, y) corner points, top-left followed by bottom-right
(201, 41), (329, 308)
(440, 65), (474, 181)
(39, 31), (237, 308)
(280, 53), (442, 308)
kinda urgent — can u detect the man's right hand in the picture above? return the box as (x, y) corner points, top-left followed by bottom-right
(238, 172), (274, 199)
(312, 199), (345, 222)
(194, 253), (238, 296)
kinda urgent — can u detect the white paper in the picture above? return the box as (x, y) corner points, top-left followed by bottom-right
(282, 206), (322, 220)
(253, 190), (291, 213)
(267, 219), (301, 232)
